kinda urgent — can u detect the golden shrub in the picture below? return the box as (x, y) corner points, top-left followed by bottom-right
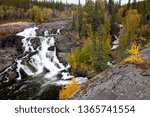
(127, 43), (140, 55)
(124, 54), (143, 64)
(59, 78), (80, 100)
(124, 43), (143, 64)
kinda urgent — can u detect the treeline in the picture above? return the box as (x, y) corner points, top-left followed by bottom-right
(69, 0), (112, 75)
(69, 0), (150, 77)
(0, 0), (75, 22)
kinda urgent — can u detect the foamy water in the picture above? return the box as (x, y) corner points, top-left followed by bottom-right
(15, 26), (87, 85)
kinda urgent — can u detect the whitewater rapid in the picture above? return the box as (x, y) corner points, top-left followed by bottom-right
(15, 26), (87, 85)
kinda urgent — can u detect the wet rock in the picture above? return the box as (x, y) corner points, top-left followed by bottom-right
(3, 76), (9, 83)
(51, 29), (57, 34)
(19, 85), (28, 91)
(28, 51), (38, 58)
(36, 28), (44, 36)
(37, 84), (60, 100)
(8, 71), (17, 80)
(48, 46), (55, 51)
(30, 37), (41, 50)
(0, 74), (4, 81)
(43, 67), (50, 73)
(56, 73), (63, 79)
(24, 62), (37, 73)
(20, 68), (27, 79)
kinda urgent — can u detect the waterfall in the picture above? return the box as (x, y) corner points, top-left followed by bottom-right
(13, 26), (87, 85)
(108, 23), (123, 66)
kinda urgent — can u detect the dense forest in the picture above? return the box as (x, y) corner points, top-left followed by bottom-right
(0, 0), (75, 22)
(69, 0), (150, 77)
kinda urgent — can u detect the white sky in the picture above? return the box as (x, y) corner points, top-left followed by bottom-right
(53, 0), (143, 5)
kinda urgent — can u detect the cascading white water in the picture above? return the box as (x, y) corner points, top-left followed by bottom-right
(16, 26), (87, 85)
(108, 23), (123, 66)
(111, 35), (119, 51)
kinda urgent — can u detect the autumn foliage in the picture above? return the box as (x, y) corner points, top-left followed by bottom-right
(124, 43), (143, 64)
(119, 9), (141, 58)
(59, 78), (80, 100)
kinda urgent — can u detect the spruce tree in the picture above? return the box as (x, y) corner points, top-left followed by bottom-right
(132, 0), (137, 9)
(127, 0), (131, 10)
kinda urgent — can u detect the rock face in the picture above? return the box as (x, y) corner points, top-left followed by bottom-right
(0, 35), (23, 50)
(0, 22), (34, 71)
(56, 33), (81, 63)
(0, 35), (23, 71)
(72, 47), (150, 100)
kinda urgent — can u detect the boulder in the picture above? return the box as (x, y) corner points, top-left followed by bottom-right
(30, 37), (41, 50)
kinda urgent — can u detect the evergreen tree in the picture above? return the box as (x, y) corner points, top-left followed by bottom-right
(72, 12), (77, 30)
(132, 0), (137, 9)
(84, 0), (95, 27)
(127, 0), (131, 10)
(91, 39), (110, 72)
(108, 0), (117, 35)
(119, 9), (141, 58)
(77, 0), (83, 38)
(94, 0), (105, 31)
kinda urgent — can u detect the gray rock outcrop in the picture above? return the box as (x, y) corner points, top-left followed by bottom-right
(72, 47), (150, 100)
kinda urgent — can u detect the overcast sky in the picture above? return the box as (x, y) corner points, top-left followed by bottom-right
(53, 0), (142, 5)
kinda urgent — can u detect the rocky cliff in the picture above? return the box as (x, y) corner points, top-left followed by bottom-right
(72, 47), (150, 100)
